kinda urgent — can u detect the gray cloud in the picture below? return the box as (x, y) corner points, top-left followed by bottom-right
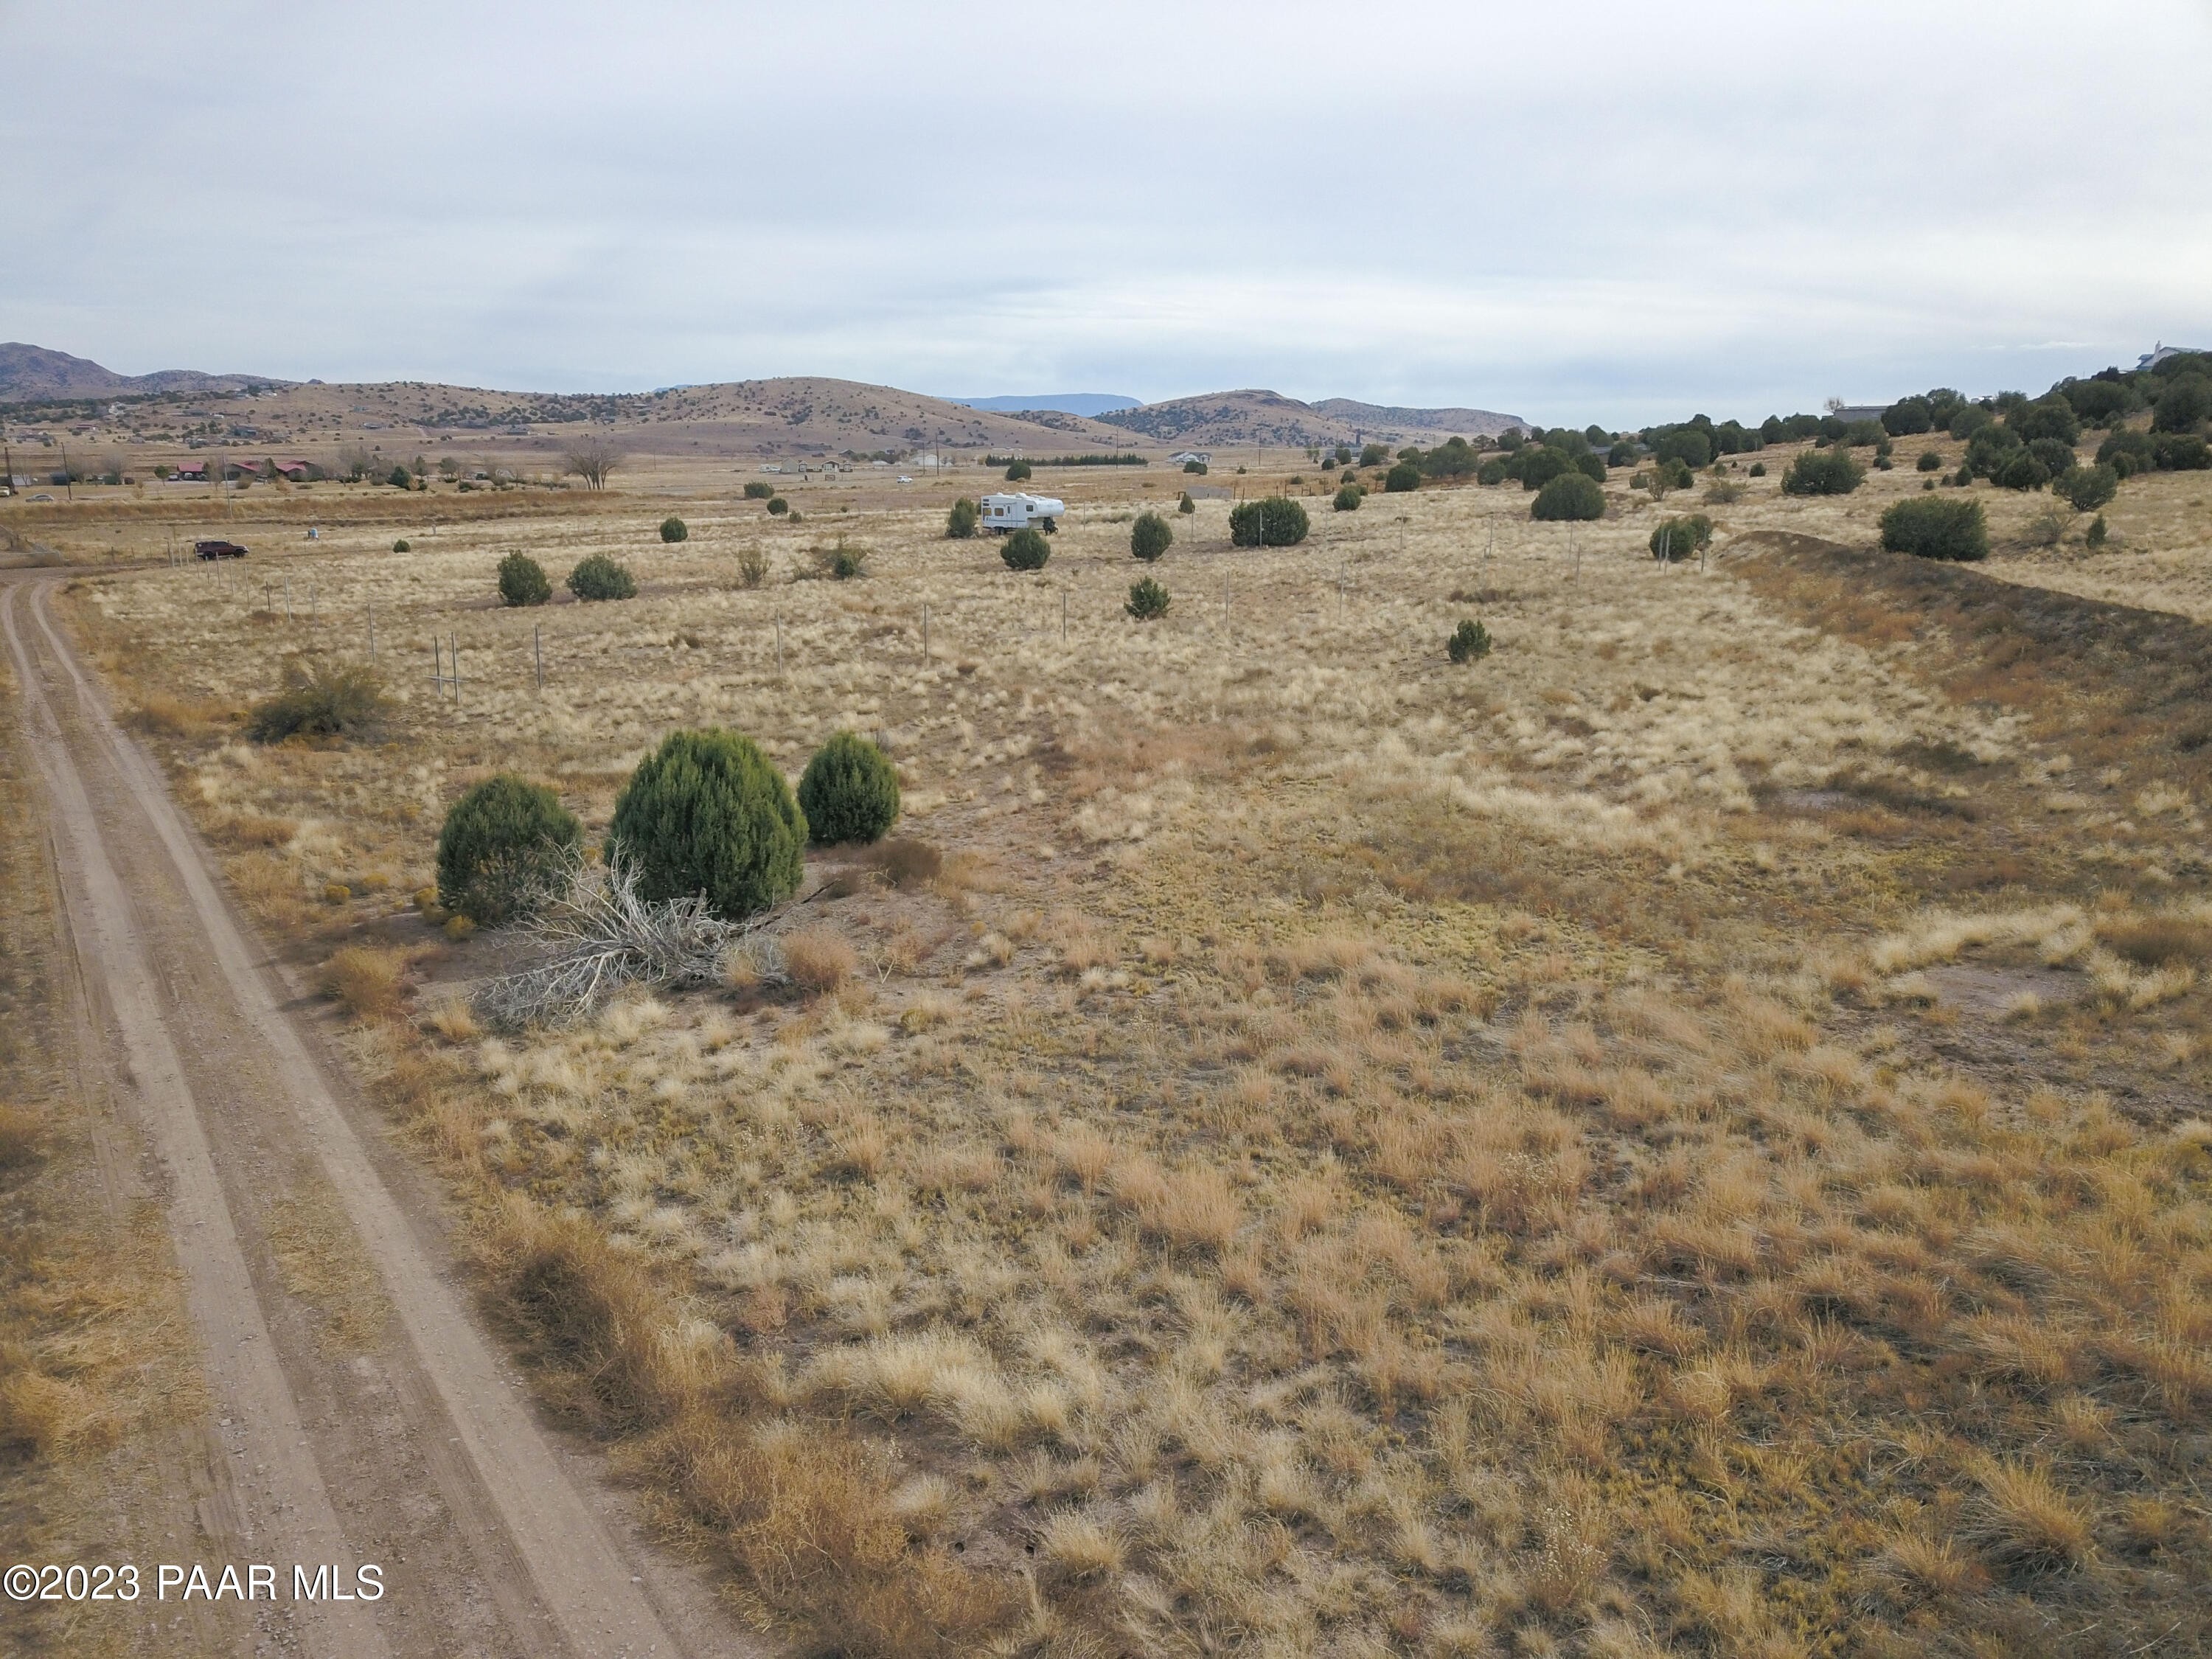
(5, 0), (2207, 425)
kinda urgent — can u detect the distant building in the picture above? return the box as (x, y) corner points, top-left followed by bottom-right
(1169, 450), (1211, 465)
(269, 458), (310, 479)
(2137, 342), (2208, 372)
(172, 460), (209, 480)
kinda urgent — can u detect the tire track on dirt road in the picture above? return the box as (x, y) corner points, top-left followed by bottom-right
(3, 574), (734, 1658)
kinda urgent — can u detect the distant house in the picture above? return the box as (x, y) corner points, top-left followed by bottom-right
(269, 458), (310, 480)
(1169, 451), (1211, 465)
(2137, 342), (2208, 372)
(172, 460), (209, 480)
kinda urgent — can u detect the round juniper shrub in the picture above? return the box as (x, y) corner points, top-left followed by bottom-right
(1948, 406), (1993, 440)
(1529, 471), (1604, 521)
(1262, 496), (1310, 545)
(946, 497), (979, 538)
(1780, 447), (1864, 495)
(1130, 510), (1174, 561)
(2056, 462), (2119, 513)
(2098, 429), (2152, 475)
(797, 730), (900, 846)
(2085, 514), (2108, 549)
(1182, 459), (1208, 475)
(1228, 498), (1311, 546)
(392, 538), (411, 552)
(1916, 449), (1944, 472)
(1004, 459), (1033, 481)
(1001, 526), (1050, 570)
(1965, 425), (2021, 476)
(1383, 461), (1422, 493)
(498, 550), (552, 607)
(1881, 397), (1934, 436)
(1332, 484), (1363, 511)
(1477, 459), (1510, 486)
(766, 495), (789, 515)
(2007, 397), (2080, 448)
(1125, 576), (1170, 620)
(608, 728), (805, 919)
(1879, 495), (1988, 562)
(2027, 437), (2077, 477)
(1647, 514), (1713, 561)
(387, 465), (411, 489)
(1992, 452), (2051, 491)
(1447, 619), (1492, 663)
(1178, 491), (1196, 515)
(436, 774), (582, 925)
(2062, 379), (2132, 425)
(1513, 447), (1571, 491)
(742, 480), (774, 498)
(567, 553), (637, 600)
(2151, 373), (2211, 434)
(1747, 461), (1766, 477)
(2154, 433), (2212, 470)
(659, 515), (688, 543)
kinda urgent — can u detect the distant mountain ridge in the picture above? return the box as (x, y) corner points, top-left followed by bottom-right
(0, 342), (290, 402)
(1310, 397), (1526, 437)
(0, 345), (1524, 456)
(1096, 389), (1523, 448)
(945, 393), (1141, 417)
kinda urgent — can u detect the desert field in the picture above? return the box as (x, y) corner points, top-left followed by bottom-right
(30, 448), (2212, 1657)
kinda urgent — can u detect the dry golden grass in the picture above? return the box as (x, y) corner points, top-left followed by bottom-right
(324, 943), (406, 1019)
(62, 454), (2212, 1655)
(0, 658), (206, 1653)
(0, 1102), (43, 1169)
(782, 927), (859, 995)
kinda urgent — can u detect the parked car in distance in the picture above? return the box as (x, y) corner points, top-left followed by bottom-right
(194, 539), (248, 560)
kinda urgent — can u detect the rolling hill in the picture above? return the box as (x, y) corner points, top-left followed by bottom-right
(0, 342), (290, 402)
(944, 394), (1142, 417)
(1096, 389), (1524, 448)
(1, 344), (1523, 464)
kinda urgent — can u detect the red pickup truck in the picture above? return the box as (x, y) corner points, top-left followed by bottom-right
(194, 539), (248, 560)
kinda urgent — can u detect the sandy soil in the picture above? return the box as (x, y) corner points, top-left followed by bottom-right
(0, 572), (760, 1658)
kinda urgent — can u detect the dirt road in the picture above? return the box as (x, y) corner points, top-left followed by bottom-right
(1, 573), (751, 1658)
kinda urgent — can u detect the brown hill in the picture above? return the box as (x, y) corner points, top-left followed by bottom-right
(1097, 389), (1524, 448)
(0, 342), (289, 402)
(1, 361), (1143, 465)
(1309, 397), (1525, 442)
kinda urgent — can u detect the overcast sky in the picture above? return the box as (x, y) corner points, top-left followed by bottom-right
(5, 0), (2208, 425)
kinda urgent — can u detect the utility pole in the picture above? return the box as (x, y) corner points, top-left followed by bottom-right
(59, 442), (74, 501)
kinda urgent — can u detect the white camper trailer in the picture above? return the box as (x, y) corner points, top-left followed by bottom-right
(978, 491), (1065, 533)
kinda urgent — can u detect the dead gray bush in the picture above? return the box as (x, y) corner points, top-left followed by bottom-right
(474, 858), (785, 1029)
